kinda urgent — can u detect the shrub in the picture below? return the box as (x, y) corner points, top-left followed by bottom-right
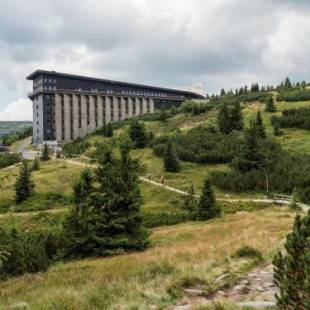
(233, 246), (263, 260)
(0, 152), (22, 169)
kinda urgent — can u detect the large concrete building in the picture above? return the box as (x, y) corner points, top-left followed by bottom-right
(27, 70), (203, 144)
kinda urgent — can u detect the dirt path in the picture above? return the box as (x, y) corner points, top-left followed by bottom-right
(171, 262), (278, 309)
(64, 158), (310, 212)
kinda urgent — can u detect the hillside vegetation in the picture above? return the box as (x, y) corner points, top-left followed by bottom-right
(1, 79), (310, 308)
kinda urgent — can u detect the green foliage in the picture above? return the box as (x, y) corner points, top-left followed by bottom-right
(254, 110), (266, 139)
(271, 107), (310, 131)
(182, 184), (197, 216)
(0, 152), (22, 169)
(265, 96), (277, 112)
(65, 143), (149, 258)
(15, 160), (34, 203)
(197, 179), (220, 221)
(105, 123), (114, 137)
(163, 141), (181, 172)
(181, 101), (213, 115)
(128, 120), (148, 148)
(62, 138), (90, 155)
(32, 158), (40, 171)
(41, 144), (50, 161)
(152, 127), (242, 165)
(273, 210), (310, 309)
(1, 126), (32, 146)
(218, 102), (243, 134)
(233, 246), (263, 260)
(277, 89), (310, 102)
(0, 223), (65, 280)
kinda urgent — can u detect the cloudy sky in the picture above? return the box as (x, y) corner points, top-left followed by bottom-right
(0, 0), (310, 120)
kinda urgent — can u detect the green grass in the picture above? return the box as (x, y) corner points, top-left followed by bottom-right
(243, 99), (310, 153)
(0, 159), (81, 213)
(0, 207), (295, 309)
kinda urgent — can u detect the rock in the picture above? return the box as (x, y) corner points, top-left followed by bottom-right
(239, 279), (250, 285)
(258, 291), (276, 301)
(8, 302), (29, 309)
(217, 290), (226, 297)
(215, 273), (230, 283)
(173, 305), (191, 310)
(236, 301), (276, 308)
(263, 281), (276, 289)
(184, 288), (204, 296)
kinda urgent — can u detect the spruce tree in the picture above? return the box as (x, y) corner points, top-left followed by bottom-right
(255, 111), (266, 139)
(230, 102), (243, 131)
(66, 143), (149, 257)
(273, 210), (310, 309)
(41, 144), (50, 161)
(32, 158), (40, 171)
(183, 184), (197, 217)
(105, 123), (113, 137)
(218, 103), (231, 134)
(128, 120), (148, 148)
(197, 179), (220, 220)
(15, 160), (34, 203)
(265, 96), (276, 113)
(163, 140), (181, 172)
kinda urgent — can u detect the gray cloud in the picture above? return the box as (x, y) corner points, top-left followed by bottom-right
(0, 0), (310, 119)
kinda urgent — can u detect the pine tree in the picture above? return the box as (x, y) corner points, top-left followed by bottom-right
(15, 160), (34, 203)
(105, 123), (113, 137)
(159, 109), (168, 122)
(255, 111), (266, 138)
(273, 210), (310, 309)
(32, 158), (40, 171)
(197, 179), (220, 220)
(65, 143), (149, 258)
(163, 140), (181, 172)
(218, 103), (231, 134)
(284, 77), (292, 90)
(183, 184), (197, 217)
(232, 120), (264, 172)
(230, 102), (244, 131)
(265, 96), (277, 113)
(41, 144), (50, 161)
(128, 120), (148, 148)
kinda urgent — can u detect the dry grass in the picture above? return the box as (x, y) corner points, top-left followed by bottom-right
(0, 207), (295, 309)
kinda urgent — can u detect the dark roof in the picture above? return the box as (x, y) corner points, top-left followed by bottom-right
(27, 70), (204, 98)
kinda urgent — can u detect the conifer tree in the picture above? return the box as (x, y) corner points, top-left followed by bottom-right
(15, 160), (34, 203)
(128, 120), (148, 148)
(197, 179), (220, 220)
(273, 210), (310, 309)
(265, 96), (277, 113)
(163, 140), (181, 172)
(105, 123), (113, 137)
(183, 184), (197, 217)
(218, 103), (231, 134)
(66, 143), (149, 257)
(32, 158), (40, 171)
(230, 102), (243, 131)
(41, 144), (50, 161)
(255, 111), (266, 138)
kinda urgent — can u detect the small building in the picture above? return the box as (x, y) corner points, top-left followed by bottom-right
(27, 70), (204, 144)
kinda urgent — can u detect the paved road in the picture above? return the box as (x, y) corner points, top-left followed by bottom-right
(15, 137), (40, 159)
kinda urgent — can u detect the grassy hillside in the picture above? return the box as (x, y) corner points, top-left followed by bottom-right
(0, 207), (295, 309)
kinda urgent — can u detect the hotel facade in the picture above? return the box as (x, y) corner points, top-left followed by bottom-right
(27, 70), (203, 144)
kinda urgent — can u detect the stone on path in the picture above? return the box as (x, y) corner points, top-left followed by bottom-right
(237, 301), (276, 308)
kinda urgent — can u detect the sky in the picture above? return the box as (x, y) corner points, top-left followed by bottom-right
(0, 0), (310, 121)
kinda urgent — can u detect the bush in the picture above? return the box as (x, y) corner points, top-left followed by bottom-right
(277, 89), (310, 102)
(271, 107), (310, 130)
(0, 224), (65, 280)
(0, 152), (22, 169)
(63, 138), (90, 155)
(142, 210), (189, 228)
(233, 246), (263, 260)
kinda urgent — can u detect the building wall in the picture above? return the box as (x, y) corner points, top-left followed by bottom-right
(34, 93), (160, 144)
